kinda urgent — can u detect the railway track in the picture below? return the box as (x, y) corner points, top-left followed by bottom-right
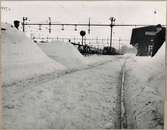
(117, 57), (131, 129)
(4, 56), (130, 129)
(120, 61), (127, 128)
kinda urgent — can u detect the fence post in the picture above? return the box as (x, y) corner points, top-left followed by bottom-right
(96, 37), (98, 45)
(119, 38), (121, 51)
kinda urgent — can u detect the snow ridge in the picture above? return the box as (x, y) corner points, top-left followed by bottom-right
(1, 23), (66, 85)
(120, 61), (127, 128)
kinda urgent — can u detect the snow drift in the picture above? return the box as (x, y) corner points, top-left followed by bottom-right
(38, 41), (86, 69)
(1, 23), (66, 85)
(125, 43), (165, 128)
(38, 42), (122, 70)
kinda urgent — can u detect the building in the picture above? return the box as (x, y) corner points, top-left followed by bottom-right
(130, 24), (166, 56)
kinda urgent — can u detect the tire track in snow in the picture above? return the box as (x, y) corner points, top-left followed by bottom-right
(3, 58), (123, 101)
(2, 59), (114, 88)
(3, 57), (123, 92)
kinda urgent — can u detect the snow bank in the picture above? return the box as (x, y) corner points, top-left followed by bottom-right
(125, 43), (165, 128)
(38, 41), (125, 70)
(1, 23), (66, 85)
(38, 41), (86, 69)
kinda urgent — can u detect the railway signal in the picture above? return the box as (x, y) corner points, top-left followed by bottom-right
(80, 30), (86, 45)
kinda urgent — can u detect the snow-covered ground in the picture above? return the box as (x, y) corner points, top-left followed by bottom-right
(1, 23), (165, 129)
(2, 24), (124, 128)
(37, 41), (124, 70)
(124, 44), (165, 128)
(3, 54), (125, 128)
(1, 23), (66, 85)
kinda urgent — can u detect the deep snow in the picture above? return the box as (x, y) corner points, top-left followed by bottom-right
(1, 23), (66, 85)
(3, 56), (124, 129)
(2, 24), (124, 128)
(38, 41), (86, 69)
(1, 23), (165, 129)
(124, 44), (165, 128)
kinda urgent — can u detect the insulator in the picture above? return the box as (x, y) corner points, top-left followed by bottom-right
(88, 29), (90, 34)
(61, 25), (64, 31)
(39, 24), (42, 30)
(74, 25), (77, 31)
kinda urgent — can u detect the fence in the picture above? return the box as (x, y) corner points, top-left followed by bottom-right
(21, 17), (157, 49)
(32, 36), (130, 50)
(20, 17), (165, 50)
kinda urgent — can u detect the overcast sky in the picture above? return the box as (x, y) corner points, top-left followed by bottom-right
(1, 1), (166, 47)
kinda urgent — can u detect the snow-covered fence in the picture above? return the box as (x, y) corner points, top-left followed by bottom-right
(21, 17), (157, 49)
(32, 36), (130, 49)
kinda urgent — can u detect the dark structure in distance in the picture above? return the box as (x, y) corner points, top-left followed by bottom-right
(130, 24), (166, 56)
(14, 20), (20, 30)
(102, 46), (120, 55)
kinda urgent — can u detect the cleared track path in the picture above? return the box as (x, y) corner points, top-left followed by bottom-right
(3, 56), (128, 129)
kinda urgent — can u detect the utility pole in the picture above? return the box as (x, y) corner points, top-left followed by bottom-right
(22, 17), (28, 32)
(88, 17), (91, 34)
(109, 17), (116, 49)
(49, 17), (51, 33)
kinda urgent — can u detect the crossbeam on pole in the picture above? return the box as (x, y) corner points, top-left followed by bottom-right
(24, 23), (166, 27)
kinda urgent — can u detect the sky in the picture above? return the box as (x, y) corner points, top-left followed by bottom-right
(1, 1), (166, 48)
